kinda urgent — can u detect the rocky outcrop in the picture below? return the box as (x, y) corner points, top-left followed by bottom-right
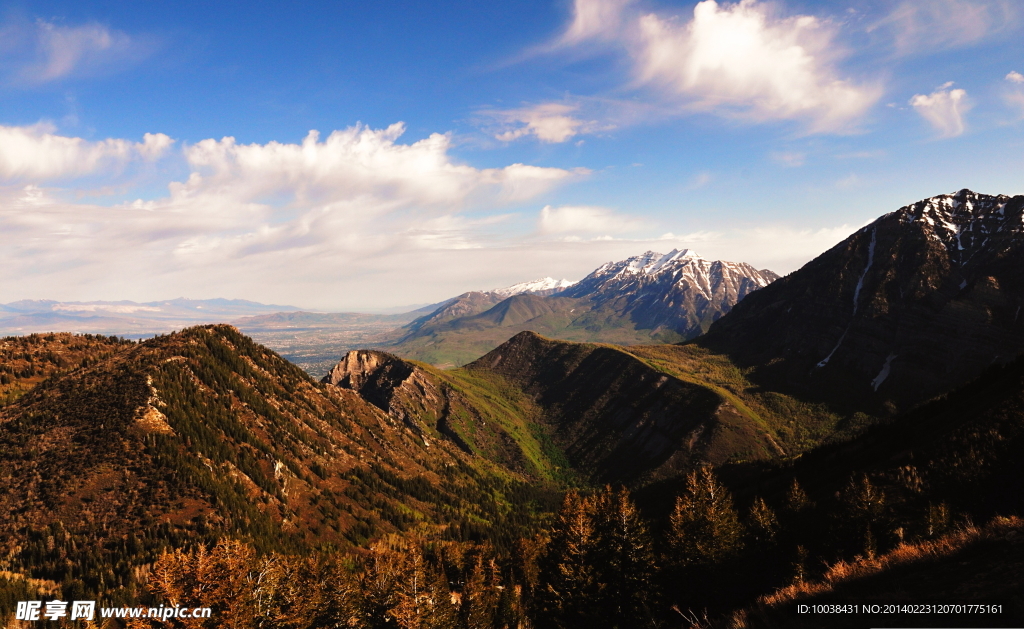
(322, 350), (446, 435)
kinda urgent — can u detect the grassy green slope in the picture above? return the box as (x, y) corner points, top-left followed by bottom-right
(463, 332), (788, 483)
(388, 296), (686, 368)
(416, 364), (578, 484)
(379, 330), (879, 487)
(622, 344), (873, 456)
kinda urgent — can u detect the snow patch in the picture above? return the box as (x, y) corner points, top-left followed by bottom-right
(852, 229), (876, 315)
(489, 277), (577, 297)
(816, 330), (848, 368)
(871, 353), (897, 391)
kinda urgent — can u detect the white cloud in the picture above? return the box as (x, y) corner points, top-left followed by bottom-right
(176, 123), (584, 209)
(873, 0), (1015, 56)
(0, 123), (587, 307)
(836, 173), (860, 188)
(490, 103), (596, 143)
(561, 0), (636, 45)
(689, 171), (712, 189)
(635, 1), (879, 131)
(554, 0), (879, 132)
(0, 124), (172, 179)
(34, 21), (126, 81)
(1004, 74), (1024, 118)
(910, 84), (970, 137)
(538, 204), (647, 235)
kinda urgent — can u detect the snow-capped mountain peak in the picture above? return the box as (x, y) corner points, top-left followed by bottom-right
(893, 189), (1019, 266)
(489, 277), (577, 298)
(557, 248), (779, 337)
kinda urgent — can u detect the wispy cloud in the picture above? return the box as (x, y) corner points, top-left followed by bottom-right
(0, 18), (146, 84)
(560, 0), (636, 45)
(485, 103), (598, 143)
(871, 0), (1016, 56)
(1003, 72), (1024, 119)
(770, 151), (806, 167)
(538, 204), (647, 235)
(910, 82), (970, 137)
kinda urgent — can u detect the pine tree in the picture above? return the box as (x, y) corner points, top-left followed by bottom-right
(591, 486), (657, 629)
(841, 474), (888, 559)
(536, 491), (601, 629)
(667, 466), (744, 569)
(461, 556), (500, 629)
(747, 497), (779, 547)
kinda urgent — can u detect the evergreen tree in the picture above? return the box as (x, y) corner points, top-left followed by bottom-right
(840, 474), (888, 559)
(535, 491), (600, 629)
(747, 496), (779, 548)
(667, 466), (744, 568)
(591, 487), (657, 629)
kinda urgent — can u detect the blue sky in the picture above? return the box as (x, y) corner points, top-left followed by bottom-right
(1, 0), (1022, 309)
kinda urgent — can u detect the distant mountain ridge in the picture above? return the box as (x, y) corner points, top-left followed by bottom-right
(388, 249), (778, 366)
(0, 298), (303, 336)
(698, 188), (1024, 413)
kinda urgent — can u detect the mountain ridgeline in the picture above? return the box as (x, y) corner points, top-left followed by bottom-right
(389, 249), (778, 366)
(323, 330), (865, 486)
(699, 189), (1024, 414)
(0, 326), (558, 604)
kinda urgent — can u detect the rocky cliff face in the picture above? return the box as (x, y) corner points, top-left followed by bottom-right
(699, 189), (1024, 413)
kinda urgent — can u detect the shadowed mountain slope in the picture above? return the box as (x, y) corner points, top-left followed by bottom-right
(325, 332), (859, 486)
(698, 189), (1024, 414)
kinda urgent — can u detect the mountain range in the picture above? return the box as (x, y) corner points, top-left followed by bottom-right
(3, 189), (1024, 625)
(388, 249), (779, 367)
(0, 298), (303, 337)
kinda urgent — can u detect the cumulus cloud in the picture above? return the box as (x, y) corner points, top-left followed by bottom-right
(552, 0), (879, 132)
(0, 124), (172, 179)
(635, 1), (878, 130)
(178, 123), (584, 209)
(1008, 71), (1024, 83)
(872, 0), (1015, 56)
(538, 204), (647, 235)
(910, 83), (970, 137)
(487, 103), (599, 143)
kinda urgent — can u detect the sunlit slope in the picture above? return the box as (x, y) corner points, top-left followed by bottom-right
(0, 326), (551, 601)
